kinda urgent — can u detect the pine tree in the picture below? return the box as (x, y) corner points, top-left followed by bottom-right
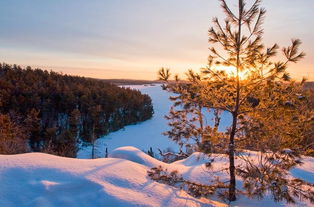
(69, 109), (81, 140)
(0, 114), (28, 154)
(159, 0), (312, 202)
(90, 105), (102, 159)
(25, 108), (41, 151)
(162, 75), (225, 154)
(147, 147), (155, 158)
(105, 147), (108, 158)
(0, 63), (153, 157)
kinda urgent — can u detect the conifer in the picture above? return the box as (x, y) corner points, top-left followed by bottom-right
(159, 0), (313, 202)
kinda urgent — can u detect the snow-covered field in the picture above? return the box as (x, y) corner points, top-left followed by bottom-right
(77, 85), (231, 159)
(1, 146), (313, 207)
(1, 85), (313, 206)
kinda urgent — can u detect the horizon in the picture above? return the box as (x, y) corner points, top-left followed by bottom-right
(0, 0), (313, 80)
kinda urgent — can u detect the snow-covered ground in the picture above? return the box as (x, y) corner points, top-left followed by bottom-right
(1, 146), (313, 207)
(77, 84), (232, 159)
(0, 148), (224, 207)
(1, 84), (312, 206)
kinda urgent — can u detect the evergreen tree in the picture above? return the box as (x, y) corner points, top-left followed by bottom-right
(163, 76), (224, 154)
(90, 105), (102, 159)
(159, 0), (313, 203)
(42, 127), (57, 153)
(147, 147), (154, 158)
(69, 109), (81, 140)
(0, 114), (28, 154)
(25, 108), (41, 151)
(0, 63), (153, 157)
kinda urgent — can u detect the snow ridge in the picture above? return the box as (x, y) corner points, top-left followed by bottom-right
(0, 149), (224, 207)
(2, 146), (313, 207)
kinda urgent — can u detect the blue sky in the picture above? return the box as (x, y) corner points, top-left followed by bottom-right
(0, 0), (313, 80)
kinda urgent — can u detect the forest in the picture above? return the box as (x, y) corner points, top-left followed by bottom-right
(0, 63), (153, 157)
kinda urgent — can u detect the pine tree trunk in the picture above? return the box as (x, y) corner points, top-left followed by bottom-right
(92, 141), (95, 159)
(198, 105), (204, 147)
(227, 0), (243, 201)
(91, 125), (95, 159)
(228, 113), (238, 201)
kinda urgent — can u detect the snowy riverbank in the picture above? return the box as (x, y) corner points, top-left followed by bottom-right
(77, 84), (231, 159)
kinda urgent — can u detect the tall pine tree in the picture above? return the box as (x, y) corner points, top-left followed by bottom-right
(159, 0), (313, 202)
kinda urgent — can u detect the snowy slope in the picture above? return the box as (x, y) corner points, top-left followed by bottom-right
(0, 149), (225, 207)
(111, 147), (314, 207)
(77, 85), (232, 159)
(1, 147), (313, 207)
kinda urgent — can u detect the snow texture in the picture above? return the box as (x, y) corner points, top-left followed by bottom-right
(0, 149), (225, 207)
(77, 85), (231, 159)
(1, 85), (312, 206)
(1, 146), (313, 207)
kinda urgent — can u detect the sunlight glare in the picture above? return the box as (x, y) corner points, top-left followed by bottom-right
(216, 66), (248, 80)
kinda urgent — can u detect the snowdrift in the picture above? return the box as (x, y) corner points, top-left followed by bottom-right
(1, 146), (313, 207)
(0, 148), (224, 207)
(109, 146), (164, 168)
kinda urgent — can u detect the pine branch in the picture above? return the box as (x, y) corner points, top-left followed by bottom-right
(219, 0), (239, 23)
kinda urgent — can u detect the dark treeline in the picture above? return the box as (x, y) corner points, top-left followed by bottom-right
(101, 79), (162, 85)
(304, 82), (314, 90)
(0, 63), (153, 157)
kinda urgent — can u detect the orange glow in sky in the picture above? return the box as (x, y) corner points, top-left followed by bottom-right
(0, 0), (313, 81)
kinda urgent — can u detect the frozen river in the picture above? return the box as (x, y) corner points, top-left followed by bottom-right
(77, 84), (231, 158)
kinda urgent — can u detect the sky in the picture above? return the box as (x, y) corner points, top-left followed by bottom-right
(0, 0), (313, 80)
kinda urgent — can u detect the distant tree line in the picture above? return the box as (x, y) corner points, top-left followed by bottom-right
(101, 79), (162, 86)
(0, 63), (153, 157)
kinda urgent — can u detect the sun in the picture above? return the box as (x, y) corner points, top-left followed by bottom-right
(216, 66), (249, 80)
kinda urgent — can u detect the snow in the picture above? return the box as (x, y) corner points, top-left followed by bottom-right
(77, 84), (231, 159)
(290, 156), (314, 183)
(109, 146), (164, 168)
(0, 150), (226, 207)
(173, 152), (212, 166)
(77, 85), (178, 159)
(1, 147), (313, 207)
(1, 84), (313, 206)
